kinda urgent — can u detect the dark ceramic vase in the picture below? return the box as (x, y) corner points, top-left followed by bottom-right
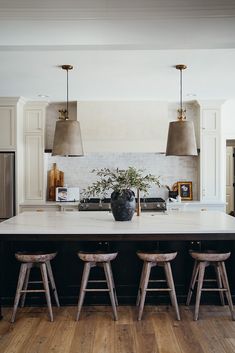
(111, 189), (136, 221)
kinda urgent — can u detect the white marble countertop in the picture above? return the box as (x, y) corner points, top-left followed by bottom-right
(0, 211), (235, 235)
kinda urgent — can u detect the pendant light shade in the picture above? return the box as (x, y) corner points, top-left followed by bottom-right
(166, 120), (197, 156)
(52, 120), (84, 156)
(52, 65), (84, 157)
(166, 65), (197, 156)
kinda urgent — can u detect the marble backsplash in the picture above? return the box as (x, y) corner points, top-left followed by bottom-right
(45, 153), (199, 200)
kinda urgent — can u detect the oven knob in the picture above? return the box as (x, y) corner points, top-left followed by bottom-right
(156, 203), (161, 208)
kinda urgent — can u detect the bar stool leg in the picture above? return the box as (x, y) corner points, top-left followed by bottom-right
(138, 262), (151, 321)
(76, 262), (91, 321)
(21, 264), (31, 308)
(164, 262), (181, 321)
(136, 261), (147, 306)
(214, 263), (225, 306)
(108, 261), (118, 306)
(103, 262), (118, 321)
(40, 263), (53, 322)
(186, 260), (199, 306)
(46, 261), (60, 307)
(11, 263), (28, 323)
(194, 261), (206, 321)
(218, 262), (235, 321)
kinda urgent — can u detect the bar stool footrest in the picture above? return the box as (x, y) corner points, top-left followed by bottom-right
(201, 288), (228, 292)
(146, 288), (172, 292)
(21, 289), (46, 293)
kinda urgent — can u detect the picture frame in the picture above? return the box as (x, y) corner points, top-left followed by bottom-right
(56, 187), (68, 201)
(177, 181), (193, 200)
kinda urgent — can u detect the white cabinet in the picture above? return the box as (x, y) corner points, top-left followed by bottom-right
(167, 202), (226, 212)
(60, 204), (79, 212)
(201, 109), (218, 132)
(0, 106), (15, 150)
(0, 98), (26, 215)
(23, 103), (48, 202)
(24, 135), (44, 200)
(19, 202), (79, 212)
(199, 103), (222, 202)
(24, 109), (43, 133)
(201, 133), (219, 200)
(226, 147), (234, 214)
(20, 204), (60, 212)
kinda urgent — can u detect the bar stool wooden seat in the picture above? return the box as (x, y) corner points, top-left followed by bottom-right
(76, 251), (118, 321)
(136, 251), (180, 321)
(11, 252), (60, 323)
(186, 251), (235, 321)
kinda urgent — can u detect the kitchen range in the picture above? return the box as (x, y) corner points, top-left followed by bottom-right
(79, 197), (167, 212)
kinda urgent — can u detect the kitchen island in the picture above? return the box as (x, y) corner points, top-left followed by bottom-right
(0, 210), (235, 316)
(1, 210), (235, 240)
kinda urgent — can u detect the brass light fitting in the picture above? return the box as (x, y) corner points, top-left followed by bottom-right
(176, 64), (187, 121)
(59, 65), (73, 120)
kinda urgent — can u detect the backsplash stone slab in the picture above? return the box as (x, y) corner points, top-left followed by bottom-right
(46, 153), (199, 200)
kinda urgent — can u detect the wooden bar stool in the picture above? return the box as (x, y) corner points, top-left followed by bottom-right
(76, 251), (118, 321)
(186, 251), (235, 321)
(11, 252), (60, 323)
(136, 251), (180, 321)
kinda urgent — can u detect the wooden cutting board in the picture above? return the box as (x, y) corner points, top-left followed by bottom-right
(48, 163), (64, 201)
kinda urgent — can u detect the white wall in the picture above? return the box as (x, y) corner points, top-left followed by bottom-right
(78, 101), (169, 153)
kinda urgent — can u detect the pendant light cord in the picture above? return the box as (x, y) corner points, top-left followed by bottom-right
(66, 68), (69, 118)
(180, 68), (183, 112)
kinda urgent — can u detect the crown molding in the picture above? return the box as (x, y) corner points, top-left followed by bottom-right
(24, 101), (49, 109)
(0, 96), (26, 105)
(197, 99), (226, 109)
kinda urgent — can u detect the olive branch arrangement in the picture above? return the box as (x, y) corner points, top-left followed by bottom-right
(82, 166), (161, 198)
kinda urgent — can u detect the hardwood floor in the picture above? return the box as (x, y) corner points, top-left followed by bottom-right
(0, 305), (235, 353)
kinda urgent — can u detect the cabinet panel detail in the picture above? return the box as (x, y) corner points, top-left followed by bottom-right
(201, 134), (219, 201)
(202, 110), (218, 132)
(20, 205), (60, 212)
(0, 106), (15, 149)
(24, 110), (43, 133)
(25, 135), (43, 200)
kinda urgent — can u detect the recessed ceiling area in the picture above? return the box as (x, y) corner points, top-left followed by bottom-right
(0, 0), (234, 101)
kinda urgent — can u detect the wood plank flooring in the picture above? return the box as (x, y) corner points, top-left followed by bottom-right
(0, 305), (235, 353)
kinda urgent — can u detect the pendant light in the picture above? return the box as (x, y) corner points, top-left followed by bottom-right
(166, 64), (197, 156)
(52, 65), (84, 157)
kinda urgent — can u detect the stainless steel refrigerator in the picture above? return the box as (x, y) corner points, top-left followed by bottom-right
(0, 152), (15, 220)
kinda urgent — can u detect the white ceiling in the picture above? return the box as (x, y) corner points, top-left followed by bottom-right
(0, 0), (235, 101)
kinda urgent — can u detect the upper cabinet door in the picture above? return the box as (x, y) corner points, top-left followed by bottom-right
(201, 109), (219, 133)
(0, 106), (15, 150)
(24, 134), (43, 200)
(24, 109), (43, 133)
(200, 106), (221, 202)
